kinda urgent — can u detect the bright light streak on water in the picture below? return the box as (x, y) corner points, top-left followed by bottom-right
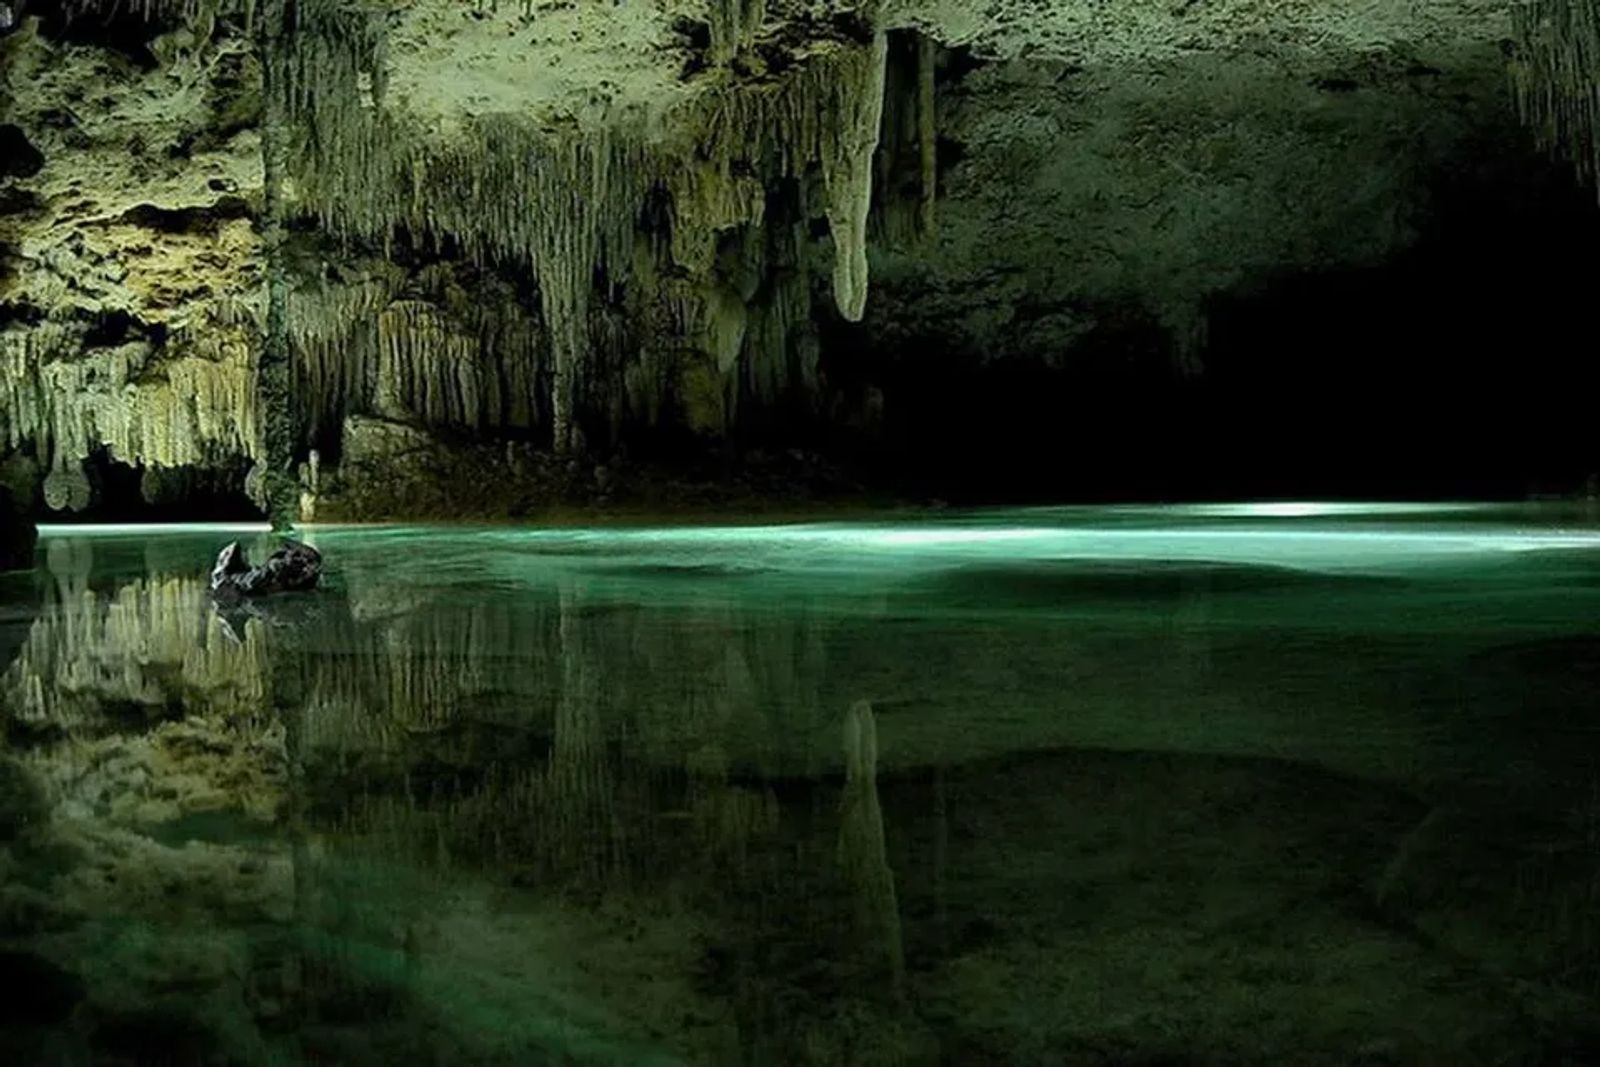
(1162, 501), (1491, 518)
(36, 522), (272, 535)
(303, 510), (1600, 582)
(35, 506), (1600, 584)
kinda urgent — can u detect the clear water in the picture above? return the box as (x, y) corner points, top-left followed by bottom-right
(3, 503), (1600, 1063)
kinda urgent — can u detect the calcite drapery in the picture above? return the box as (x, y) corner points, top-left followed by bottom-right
(280, 1), (897, 451)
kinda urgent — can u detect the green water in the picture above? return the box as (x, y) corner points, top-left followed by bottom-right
(3, 503), (1600, 1063)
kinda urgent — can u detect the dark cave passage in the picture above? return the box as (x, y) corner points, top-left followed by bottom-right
(826, 144), (1600, 505)
(1199, 150), (1600, 501)
(62, 451), (259, 524)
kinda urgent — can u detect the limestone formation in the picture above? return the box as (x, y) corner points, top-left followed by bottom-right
(0, 0), (1590, 519)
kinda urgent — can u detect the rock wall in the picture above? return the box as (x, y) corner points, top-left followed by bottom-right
(0, 8), (262, 495)
(0, 0), (1590, 518)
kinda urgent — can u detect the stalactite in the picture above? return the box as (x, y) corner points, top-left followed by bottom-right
(1512, 0), (1600, 188)
(0, 311), (258, 483)
(56, 0), (248, 23)
(288, 265), (547, 442)
(41, 459), (90, 512)
(273, 4), (901, 451)
(376, 302), (485, 429)
(707, 0), (768, 64)
(819, 30), (888, 322)
(34, 1), (920, 461)
(868, 30), (938, 249)
(916, 33), (937, 236)
(289, 272), (396, 445)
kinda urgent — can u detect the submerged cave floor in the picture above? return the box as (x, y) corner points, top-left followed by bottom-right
(0, 748), (1557, 1065)
(2, 504), (1600, 1063)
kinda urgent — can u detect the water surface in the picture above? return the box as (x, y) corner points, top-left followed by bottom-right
(3, 503), (1600, 1063)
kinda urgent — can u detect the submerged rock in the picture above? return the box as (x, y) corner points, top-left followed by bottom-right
(209, 540), (322, 602)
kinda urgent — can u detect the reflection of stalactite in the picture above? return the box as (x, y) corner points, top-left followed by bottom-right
(683, 643), (782, 867)
(931, 764), (949, 957)
(547, 577), (621, 882)
(837, 699), (904, 995)
(747, 612), (829, 777)
(1176, 570), (1214, 681)
(300, 599), (544, 756)
(2, 573), (270, 736)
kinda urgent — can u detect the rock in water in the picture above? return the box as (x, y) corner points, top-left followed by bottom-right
(209, 540), (322, 600)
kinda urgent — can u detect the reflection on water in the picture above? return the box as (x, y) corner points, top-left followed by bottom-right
(2, 506), (1600, 1062)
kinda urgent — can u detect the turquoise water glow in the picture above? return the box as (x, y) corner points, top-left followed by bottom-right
(3, 503), (1600, 1063)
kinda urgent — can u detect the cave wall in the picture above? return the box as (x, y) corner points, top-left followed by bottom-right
(853, 6), (1592, 498)
(0, 0), (1591, 519)
(0, 6), (262, 518)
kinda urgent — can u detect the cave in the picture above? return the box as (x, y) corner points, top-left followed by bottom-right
(4, 1), (1600, 1063)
